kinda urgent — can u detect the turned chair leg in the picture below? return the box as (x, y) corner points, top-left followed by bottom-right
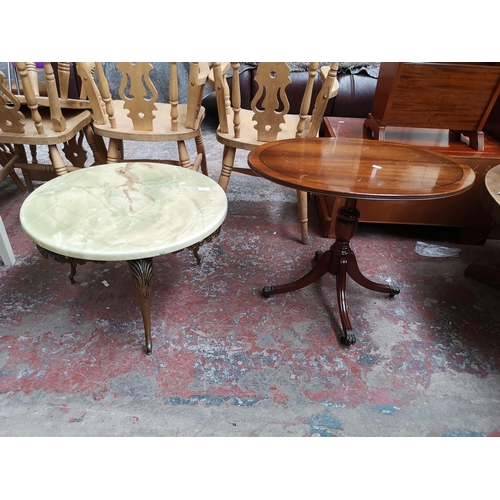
(106, 138), (120, 164)
(84, 124), (107, 165)
(177, 141), (191, 169)
(195, 133), (208, 175)
(297, 189), (309, 245)
(218, 146), (235, 191)
(48, 145), (68, 176)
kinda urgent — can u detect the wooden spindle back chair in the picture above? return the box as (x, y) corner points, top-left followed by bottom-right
(0, 62), (105, 191)
(212, 62), (339, 244)
(80, 62), (210, 174)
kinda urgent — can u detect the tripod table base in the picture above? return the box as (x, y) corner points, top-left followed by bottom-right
(262, 199), (400, 345)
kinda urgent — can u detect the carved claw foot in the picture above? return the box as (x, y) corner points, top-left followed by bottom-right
(341, 330), (357, 346)
(262, 286), (275, 298)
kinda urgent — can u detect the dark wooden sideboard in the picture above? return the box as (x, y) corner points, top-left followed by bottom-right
(316, 117), (500, 244)
(363, 62), (500, 152)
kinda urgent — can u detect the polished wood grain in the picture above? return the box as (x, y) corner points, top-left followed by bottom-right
(319, 117), (500, 244)
(248, 137), (475, 200)
(249, 137), (475, 346)
(364, 62), (500, 151)
(327, 117), (500, 158)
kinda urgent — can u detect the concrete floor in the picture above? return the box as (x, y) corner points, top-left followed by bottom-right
(1, 112), (500, 442)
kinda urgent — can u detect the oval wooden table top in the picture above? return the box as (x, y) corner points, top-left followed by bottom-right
(248, 138), (475, 200)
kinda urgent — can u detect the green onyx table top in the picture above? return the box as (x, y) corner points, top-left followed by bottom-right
(20, 162), (228, 261)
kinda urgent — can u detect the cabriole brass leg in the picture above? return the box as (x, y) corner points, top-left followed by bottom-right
(128, 258), (154, 354)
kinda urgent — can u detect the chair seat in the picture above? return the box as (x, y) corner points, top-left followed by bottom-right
(0, 108), (92, 146)
(216, 109), (313, 151)
(92, 100), (206, 142)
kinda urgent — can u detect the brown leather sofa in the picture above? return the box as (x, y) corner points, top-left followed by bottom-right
(327, 66), (379, 119)
(251, 65), (376, 119)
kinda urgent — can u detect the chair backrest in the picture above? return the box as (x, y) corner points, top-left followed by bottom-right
(307, 63), (339, 138)
(212, 62), (339, 142)
(80, 62), (209, 132)
(0, 71), (26, 134)
(0, 62), (75, 135)
(8, 62), (96, 109)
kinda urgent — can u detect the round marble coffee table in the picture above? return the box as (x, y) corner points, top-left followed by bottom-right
(20, 162), (228, 354)
(464, 164), (500, 290)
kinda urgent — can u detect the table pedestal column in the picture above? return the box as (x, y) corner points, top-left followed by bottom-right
(263, 199), (400, 345)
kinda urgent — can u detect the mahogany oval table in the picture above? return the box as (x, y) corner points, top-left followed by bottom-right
(248, 138), (475, 346)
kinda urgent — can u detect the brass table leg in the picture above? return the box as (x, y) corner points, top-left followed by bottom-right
(34, 227), (222, 354)
(128, 258), (154, 354)
(263, 199), (400, 346)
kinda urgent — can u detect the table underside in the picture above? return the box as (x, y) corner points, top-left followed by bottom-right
(35, 226), (222, 354)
